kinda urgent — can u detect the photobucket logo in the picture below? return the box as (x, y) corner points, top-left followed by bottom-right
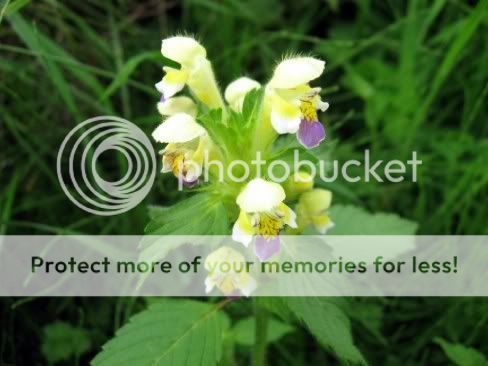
(192, 149), (422, 190)
(57, 116), (156, 215)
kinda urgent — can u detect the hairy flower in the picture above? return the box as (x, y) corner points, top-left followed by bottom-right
(152, 113), (208, 186)
(232, 178), (297, 260)
(283, 171), (314, 201)
(296, 189), (334, 234)
(205, 246), (256, 296)
(224, 77), (261, 112)
(156, 36), (224, 109)
(267, 57), (329, 148)
(157, 95), (197, 118)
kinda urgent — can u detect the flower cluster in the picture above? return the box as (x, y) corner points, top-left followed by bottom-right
(152, 36), (333, 296)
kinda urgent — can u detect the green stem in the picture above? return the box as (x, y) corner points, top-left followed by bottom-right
(253, 301), (269, 366)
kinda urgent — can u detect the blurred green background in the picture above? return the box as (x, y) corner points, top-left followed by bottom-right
(0, 0), (487, 365)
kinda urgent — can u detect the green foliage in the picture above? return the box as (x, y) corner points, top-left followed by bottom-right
(232, 317), (294, 346)
(347, 301), (385, 345)
(145, 193), (229, 235)
(434, 338), (487, 366)
(328, 204), (418, 235)
(92, 300), (229, 366)
(1, 0), (487, 365)
(41, 322), (91, 364)
(286, 297), (366, 365)
(198, 88), (265, 163)
(255, 297), (292, 322)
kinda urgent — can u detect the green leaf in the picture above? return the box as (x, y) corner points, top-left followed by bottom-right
(146, 205), (169, 220)
(198, 109), (231, 155)
(92, 300), (229, 366)
(347, 301), (386, 344)
(238, 87), (264, 129)
(286, 297), (366, 365)
(411, 0), (488, 140)
(434, 338), (487, 366)
(198, 89), (264, 162)
(8, 14), (109, 116)
(233, 317), (294, 346)
(2, 0), (30, 18)
(145, 193), (229, 235)
(138, 195), (229, 289)
(8, 14), (80, 118)
(255, 297), (292, 322)
(328, 204), (418, 235)
(41, 322), (91, 364)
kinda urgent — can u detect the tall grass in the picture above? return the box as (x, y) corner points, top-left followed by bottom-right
(0, 0), (487, 364)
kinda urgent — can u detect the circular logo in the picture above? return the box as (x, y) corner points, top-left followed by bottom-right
(57, 116), (156, 216)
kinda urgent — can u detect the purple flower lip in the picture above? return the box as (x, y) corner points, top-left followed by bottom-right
(297, 119), (326, 149)
(254, 235), (281, 261)
(159, 94), (166, 103)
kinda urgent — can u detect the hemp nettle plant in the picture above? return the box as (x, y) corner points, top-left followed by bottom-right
(151, 36), (334, 260)
(92, 36), (417, 366)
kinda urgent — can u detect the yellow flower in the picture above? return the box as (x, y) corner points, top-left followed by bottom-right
(267, 57), (329, 148)
(296, 189), (334, 234)
(156, 36), (224, 109)
(157, 96), (197, 118)
(152, 113), (208, 186)
(232, 178), (297, 249)
(224, 77), (261, 112)
(283, 171), (314, 201)
(205, 246), (256, 296)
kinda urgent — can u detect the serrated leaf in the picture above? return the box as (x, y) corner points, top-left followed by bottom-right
(145, 193), (229, 235)
(92, 300), (229, 366)
(233, 317), (294, 346)
(255, 297), (292, 322)
(328, 204), (418, 235)
(286, 297), (366, 365)
(434, 338), (487, 366)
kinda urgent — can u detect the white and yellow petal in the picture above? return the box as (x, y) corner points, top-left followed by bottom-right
(205, 246), (245, 270)
(296, 189), (333, 233)
(235, 273), (257, 297)
(161, 36), (206, 67)
(157, 96), (197, 118)
(204, 246), (256, 296)
(236, 178), (286, 213)
(312, 215), (334, 234)
(232, 211), (255, 247)
(316, 98), (329, 112)
(161, 145), (177, 173)
(152, 113), (206, 144)
(155, 67), (188, 99)
(204, 276), (215, 293)
(278, 203), (297, 228)
(269, 57), (325, 89)
(270, 94), (302, 134)
(224, 77), (261, 111)
(283, 171), (314, 200)
(299, 189), (332, 213)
